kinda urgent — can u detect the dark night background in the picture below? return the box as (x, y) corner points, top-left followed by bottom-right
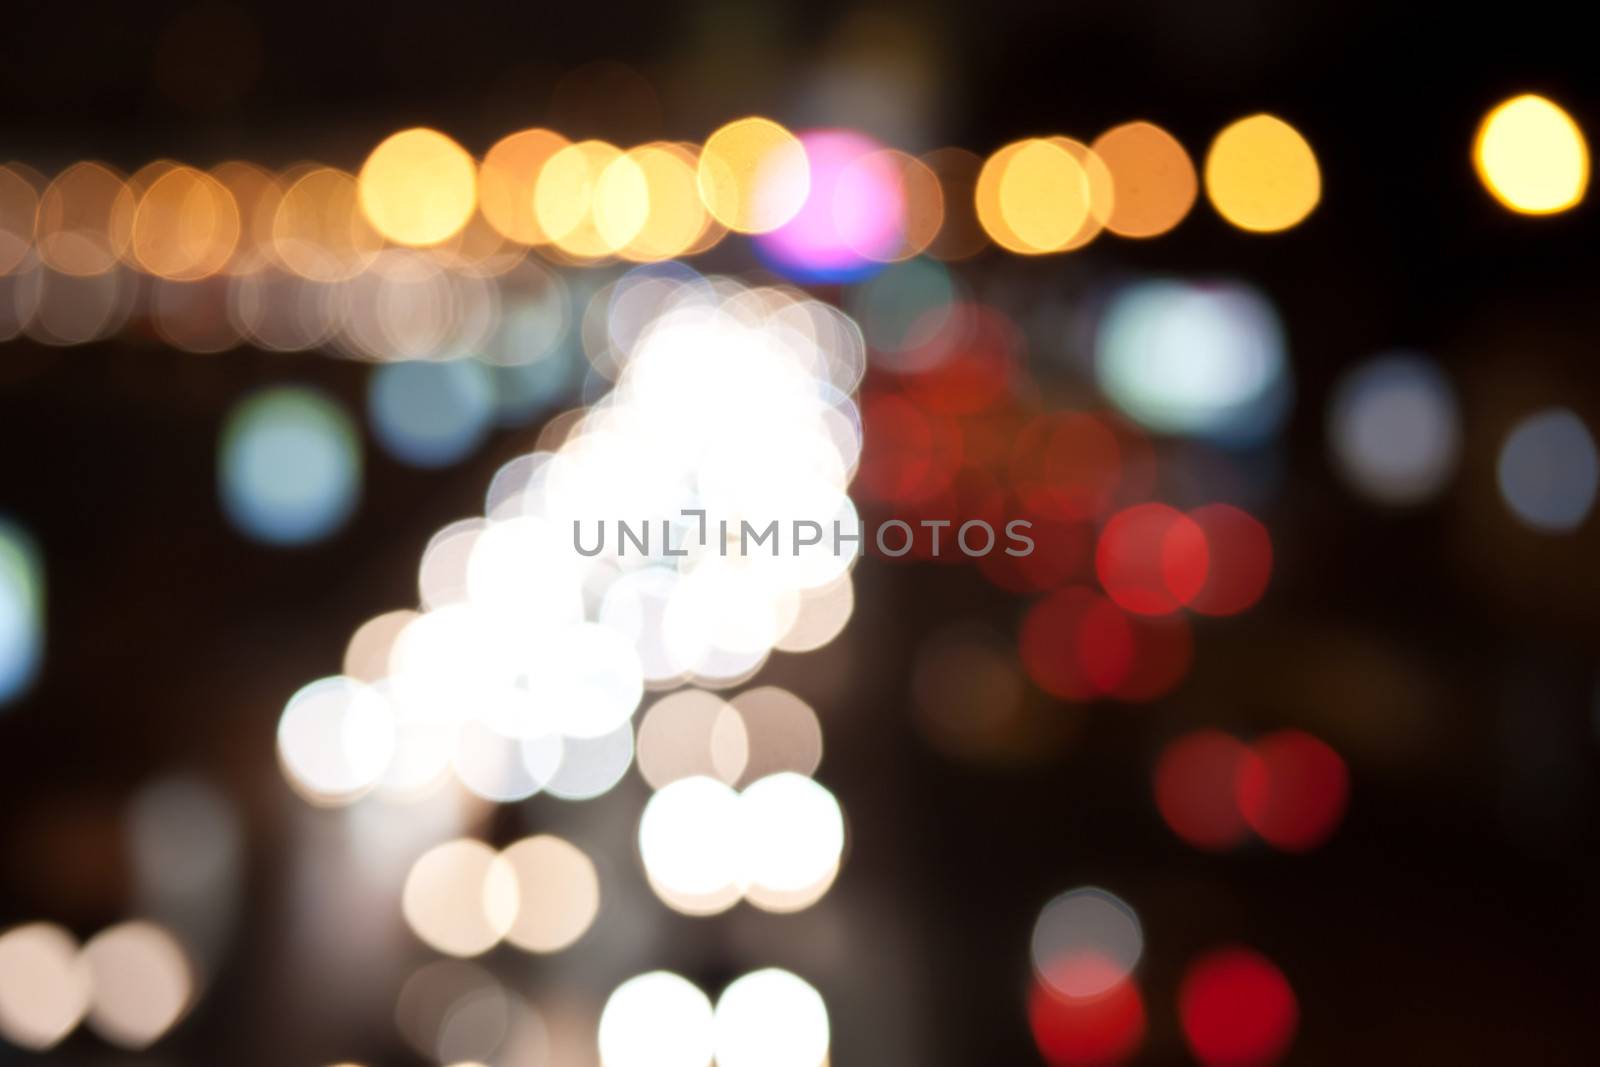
(4, 1), (1599, 1063)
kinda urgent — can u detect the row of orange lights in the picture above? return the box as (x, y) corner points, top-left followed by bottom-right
(0, 113), (1323, 286)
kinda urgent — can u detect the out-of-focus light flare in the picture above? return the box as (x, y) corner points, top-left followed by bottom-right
(1179, 947), (1298, 1067)
(1497, 407), (1598, 532)
(598, 972), (715, 1067)
(639, 776), (745, 915)
(1237, 730), (1349, 852)
(277, 676), (394, 804)
(131, 165), (241, 280)
(1154, 730), (1253, 851)
(1329, 353), (1460, 507)
(636, 688), (748, 790)
(713, 969), (830, 1067)
(1095, 503), (1209, 615)
(80, 922), (193, 1049)
(1474, 94), (1589, 215)
(1020, 586), (1135, 701)
(1185, 504), (1272, 616)
(738, 772), (844, 913)
(479, 128), (570, 245)
(1096, 279), (1290, 444)
(728, 686), (823, 785)
(621, 143), (716, 261)
(756, 129), (906, 282)
(402, 839), (519, 958)
(977, 138), (1090, 254)
(544, 721), (635, 800)
(638, 772), (845, 916)
(498, 835), (600, 954)
(1204, 114), (1320, 233)
(1031, 887), (1144, 999)
(1009, 412), (1123, 521)
(358, 128), (478, 247)
(0, 165), (40, 275)
(35, 162), (136, 275)
(209, 161), (282, 274)
(697, 117), (811, 234)
(0, 923), (89, 1050)
(872, 149), (944, 260)
(272, 167), (383, 282)
(1092, 121), (1198, 238)
(1050, 137), (1115, 250)
(1028, 974), (1146, 1067)
(218, 386), (361, 545)
(368, 360), (496, 468)
(535, 140), (634, 260)
(0, 519), (44, 707)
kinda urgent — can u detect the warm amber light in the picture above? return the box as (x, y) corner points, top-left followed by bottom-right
(35, 162), (137, 276)
(478, 128), (570, 245)
(621, 143), (711, 261)
(1092, 121), (1198, 238)
(272, 167), (382, 281)
(1474, 94), (1589, 215)
(1049, 137), (1114, 251)
(976, 138), (1090, 254)
(697, 117), (810, 234)
(210, 161), (283, 274)
(357, 128), (477, 247)
(131, 165), (241, 280)
(1204, 114), (1321, 233)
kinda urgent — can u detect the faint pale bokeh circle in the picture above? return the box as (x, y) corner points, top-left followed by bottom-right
(218, 386), (361, 545)
(81, 921), (193, 1049)
(1498, 407), (1599, 532)
(1030, 886), (1144, 999)
(1329, 352), (1460, 506)
(498, 835), (600, 954)
(402, 839), (519, 958)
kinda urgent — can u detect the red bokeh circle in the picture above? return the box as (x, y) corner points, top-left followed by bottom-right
(1178, 947), (1298, 1067)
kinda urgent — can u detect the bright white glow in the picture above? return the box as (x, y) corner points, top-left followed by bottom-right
(713, 969), (830, 1067)
(1097, 279), (1289, 443)
(1030, 886), (1144, 999)
(598, 972), (715, 1067)
(737, 773), (844, 906)
(638, 776), (743, 915)
(277, 676), (396, 806)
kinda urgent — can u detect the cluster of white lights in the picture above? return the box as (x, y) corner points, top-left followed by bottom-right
(639, 772), (846, 916)
(276, 272), (863, 810)
(599, 968), (830, 1067)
